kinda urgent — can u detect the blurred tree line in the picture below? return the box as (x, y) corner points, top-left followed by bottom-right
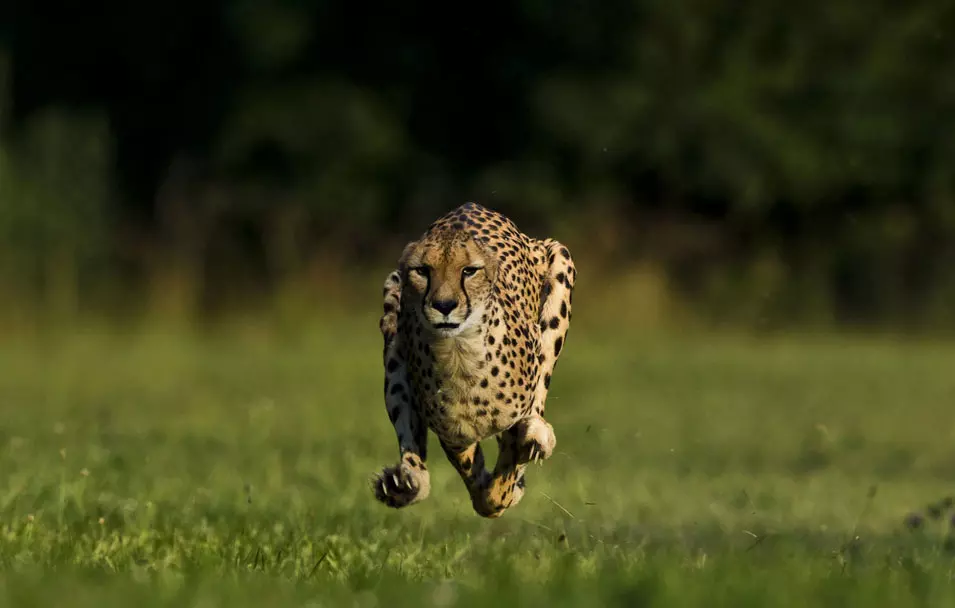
(1, 0), (954, 328)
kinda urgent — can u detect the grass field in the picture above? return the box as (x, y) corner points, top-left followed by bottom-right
(2, 304), (955, 606)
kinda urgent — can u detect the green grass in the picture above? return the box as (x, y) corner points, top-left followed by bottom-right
(2, 308), (955, 606)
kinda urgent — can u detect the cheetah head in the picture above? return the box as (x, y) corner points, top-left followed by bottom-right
(399, 230), (498, 337)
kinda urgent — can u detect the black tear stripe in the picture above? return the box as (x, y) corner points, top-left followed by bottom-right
(460, 272), (472, 321)
(422, 272), (431, 312)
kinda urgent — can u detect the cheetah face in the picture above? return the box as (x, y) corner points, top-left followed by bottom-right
(400, 233), (498, 337)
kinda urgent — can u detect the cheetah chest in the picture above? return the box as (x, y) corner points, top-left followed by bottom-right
(406, 327), (535, 446)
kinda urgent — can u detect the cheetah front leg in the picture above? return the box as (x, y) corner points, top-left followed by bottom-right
(515, 239), (575, 466)
(471, 420), (553, 519)
(469, 242), (576, 517)
(373, 271), (431, 509)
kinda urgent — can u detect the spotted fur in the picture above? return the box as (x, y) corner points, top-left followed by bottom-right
(373, 202), (576, 518)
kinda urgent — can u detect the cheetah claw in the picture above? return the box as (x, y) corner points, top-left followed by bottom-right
(373, 464), (429, 509)
(518, 438), (550, 466)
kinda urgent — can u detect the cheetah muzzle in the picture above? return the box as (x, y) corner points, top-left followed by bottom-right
(374, 202), (576, 518)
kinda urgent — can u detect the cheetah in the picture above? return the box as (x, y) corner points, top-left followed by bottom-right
(372, 202), (576, 518)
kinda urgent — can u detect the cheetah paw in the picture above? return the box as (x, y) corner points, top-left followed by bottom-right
(372, 463), (430, 508)
(470, 474), (527, 518)
(516, 417), (556, 465)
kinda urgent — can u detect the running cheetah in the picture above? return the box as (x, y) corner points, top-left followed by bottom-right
(373, 202), (576, 518)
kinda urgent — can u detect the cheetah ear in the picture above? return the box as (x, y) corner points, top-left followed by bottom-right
(397, 241), (417, 274)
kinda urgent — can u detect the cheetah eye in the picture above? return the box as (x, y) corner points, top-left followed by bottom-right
(410, 266), (430, 277)
(462, 266), (482, 277)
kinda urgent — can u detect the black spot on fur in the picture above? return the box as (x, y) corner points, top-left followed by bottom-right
(541, 281), (552, 299)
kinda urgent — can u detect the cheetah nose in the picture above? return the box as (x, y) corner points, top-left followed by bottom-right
(431, 299), (458, 316)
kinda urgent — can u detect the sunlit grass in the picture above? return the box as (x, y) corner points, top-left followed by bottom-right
(1, 305), (954, 606)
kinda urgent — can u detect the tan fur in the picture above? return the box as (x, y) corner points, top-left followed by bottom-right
(373, 202), (576, 518)
(431, 327), (483, 404)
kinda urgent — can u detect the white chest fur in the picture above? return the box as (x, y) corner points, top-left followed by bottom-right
(424, 326), (508, 443)
(430, 326), (485, 405)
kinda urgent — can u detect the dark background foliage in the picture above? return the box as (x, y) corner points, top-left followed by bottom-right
(2, 0), (954, 328)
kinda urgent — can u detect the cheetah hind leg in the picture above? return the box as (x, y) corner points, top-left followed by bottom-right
(440, 440), (500, 516)
(472, 427), (532, 518)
